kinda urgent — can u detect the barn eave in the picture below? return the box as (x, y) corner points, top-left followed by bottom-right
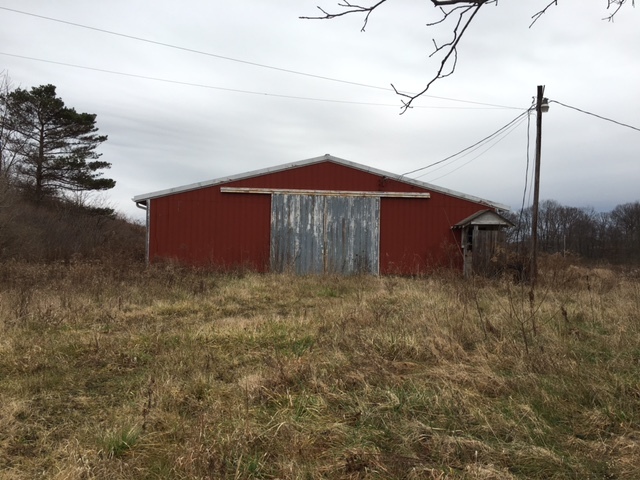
(132, 154), (510, 211)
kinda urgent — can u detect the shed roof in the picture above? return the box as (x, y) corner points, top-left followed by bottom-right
(454, 209), (515, 228)
(133, 154), (510, 210)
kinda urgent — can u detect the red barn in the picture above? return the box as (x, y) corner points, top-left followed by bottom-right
(133, 155), (510, 275)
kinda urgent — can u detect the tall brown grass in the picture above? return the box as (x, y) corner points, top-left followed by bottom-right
(0, 260), (639, 479)
(0, 186), (144, 263)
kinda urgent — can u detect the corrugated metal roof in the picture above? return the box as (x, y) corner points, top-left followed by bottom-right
(132, 154), (510, 210)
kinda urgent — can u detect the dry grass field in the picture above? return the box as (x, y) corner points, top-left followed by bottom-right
(1, 259), (639, 479)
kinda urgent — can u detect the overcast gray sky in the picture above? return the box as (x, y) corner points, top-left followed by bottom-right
(1, 1), (638, 221)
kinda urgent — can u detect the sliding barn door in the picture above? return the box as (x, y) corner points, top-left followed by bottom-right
(270, 194), (380, 274)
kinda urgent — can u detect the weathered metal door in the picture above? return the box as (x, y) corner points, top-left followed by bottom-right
(270, 194), (380, 274)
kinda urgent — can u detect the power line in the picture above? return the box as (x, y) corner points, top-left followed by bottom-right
(0, 5), (522, 110)
(419, 113), (529, 182)
(550, 100), (640, 133)
(515, 108), (534, 248)
(0, 52), (516, 110)
(418, 115), (526, 176)
(401, 109), (531, 176)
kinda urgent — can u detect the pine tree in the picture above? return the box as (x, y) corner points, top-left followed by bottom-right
(4, 84), (113, 202)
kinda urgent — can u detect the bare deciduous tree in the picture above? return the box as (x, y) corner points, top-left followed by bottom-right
(507, 199), (640, 264)
(302, 1), (635, 113)
(0, 72), (23, 181)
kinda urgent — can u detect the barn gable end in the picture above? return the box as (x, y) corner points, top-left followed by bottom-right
(133, 154), (509, 274)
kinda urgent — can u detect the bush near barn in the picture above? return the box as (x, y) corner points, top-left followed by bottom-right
(0, 180), (144, 263)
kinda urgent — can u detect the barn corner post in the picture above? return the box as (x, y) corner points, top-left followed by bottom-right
(461, 225), (474, 279)
(135, 199), (150, 265)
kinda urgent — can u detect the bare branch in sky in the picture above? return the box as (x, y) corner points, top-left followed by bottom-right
(302, 0), (635, 112)
(604, 0), (635, 21)
(299, 0), (391, 32)
(393, 3), (483, 114)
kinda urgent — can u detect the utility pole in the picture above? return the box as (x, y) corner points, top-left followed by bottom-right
(531, 85), (548, 286)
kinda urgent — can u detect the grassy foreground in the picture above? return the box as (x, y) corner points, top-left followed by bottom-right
(0, 261), (639, 479)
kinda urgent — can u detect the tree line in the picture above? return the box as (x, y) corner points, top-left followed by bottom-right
(507, 199), (640, 265)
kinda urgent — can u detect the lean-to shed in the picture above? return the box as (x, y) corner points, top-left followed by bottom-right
(454, 210), (515, 278)
(133, 154), (510, 275)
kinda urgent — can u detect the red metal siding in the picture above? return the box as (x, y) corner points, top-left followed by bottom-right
(148, 161), (496, 274)
(379, 192), (487, 275)
(150, 188), (271, 270)
(228, 162), (420, 193)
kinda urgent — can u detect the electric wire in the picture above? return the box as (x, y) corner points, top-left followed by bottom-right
(0, 52), (515, 109)
(0, 5), (522, 110)
(417, 116), (524, 177)
(516, 108), (533, 246)
(401, 109), (531, 177)
(418, 113), (529, 183)
(549, 100), (640, 133)
(422, 114), (529, 180)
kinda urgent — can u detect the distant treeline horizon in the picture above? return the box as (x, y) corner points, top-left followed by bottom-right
(506, 199), (640, 265)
